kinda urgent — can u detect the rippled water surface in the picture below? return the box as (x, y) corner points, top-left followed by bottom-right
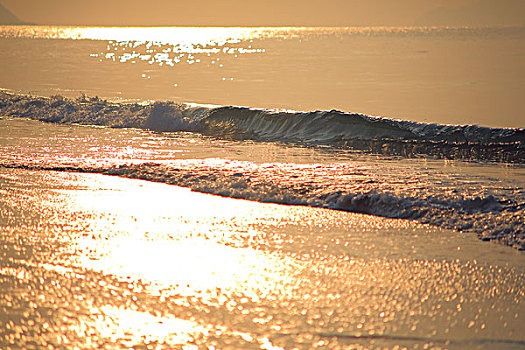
(1, 25), (524, 127)
(1, 168), (524, 349)
(0, 24), (524, 349)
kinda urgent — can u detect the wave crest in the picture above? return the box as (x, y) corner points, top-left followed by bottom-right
(1, 91), (523, 162)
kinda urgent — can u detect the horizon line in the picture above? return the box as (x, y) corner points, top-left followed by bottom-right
(2, 22), (524, 29)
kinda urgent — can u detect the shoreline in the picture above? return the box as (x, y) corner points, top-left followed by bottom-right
(1, 116), (524, 250)
(1, 168), (524, 349)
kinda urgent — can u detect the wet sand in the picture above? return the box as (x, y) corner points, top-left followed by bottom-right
(1, 168), (524, 349)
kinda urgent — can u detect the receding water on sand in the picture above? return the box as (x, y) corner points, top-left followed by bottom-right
(1, 168), (524, 349)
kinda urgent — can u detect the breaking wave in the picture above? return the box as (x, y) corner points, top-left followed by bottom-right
(1, 91), (524, 163)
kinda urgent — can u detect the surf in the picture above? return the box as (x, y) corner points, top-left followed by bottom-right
(1, 91), (524, 163)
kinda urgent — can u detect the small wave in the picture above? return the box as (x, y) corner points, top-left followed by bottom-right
(1, 91), (523, 163)
(2, 161), (524, 250)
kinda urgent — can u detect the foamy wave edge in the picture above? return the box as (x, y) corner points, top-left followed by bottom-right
(2, 161), (524, 250)
(1, 91), (524, 163)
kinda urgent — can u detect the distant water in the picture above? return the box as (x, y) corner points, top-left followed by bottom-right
(0, 25), (524, 249)
(0, 25), (524, 127)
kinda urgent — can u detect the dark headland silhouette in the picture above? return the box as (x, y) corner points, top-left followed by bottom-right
(0, 3), (27, 24)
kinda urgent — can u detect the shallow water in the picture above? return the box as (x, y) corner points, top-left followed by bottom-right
(1, 117), (524, 249)
(1, 168), (524, 349)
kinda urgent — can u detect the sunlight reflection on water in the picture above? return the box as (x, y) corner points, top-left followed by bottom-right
(1, 25), (523, 126)
(75, 306), (209, 348)
(54, 173), (301, 299)
(1, 168), (525, 349)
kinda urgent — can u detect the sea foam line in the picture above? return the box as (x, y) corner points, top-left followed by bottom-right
(2, 161), (524, 250)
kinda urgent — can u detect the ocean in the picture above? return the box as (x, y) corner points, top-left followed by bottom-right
(0, 25), (524, 349)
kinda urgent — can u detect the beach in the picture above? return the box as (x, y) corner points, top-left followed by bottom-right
(0, 24), (524, 349)
(1, 168), (524, 349)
